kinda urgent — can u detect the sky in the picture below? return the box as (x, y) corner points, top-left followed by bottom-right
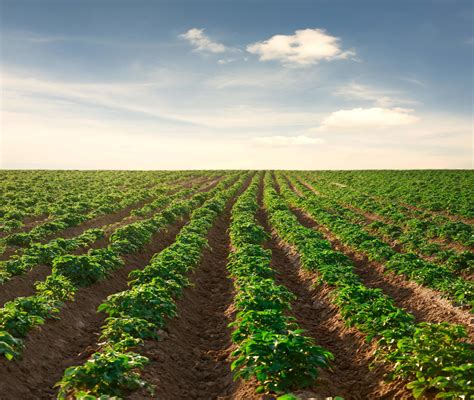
(0, 0), (473, 170)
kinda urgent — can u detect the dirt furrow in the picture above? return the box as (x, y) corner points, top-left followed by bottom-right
(0, 176), (210, 262)
(129, 176), (253, 400)
(0, 217), (190, 399)
(0, 178), (220, 307)
(289, 206), (474, 339)
(298, 177), (473, 254)
(256, 182), (410, 399)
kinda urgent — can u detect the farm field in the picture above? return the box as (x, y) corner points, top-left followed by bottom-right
(0, 170), (472, 400)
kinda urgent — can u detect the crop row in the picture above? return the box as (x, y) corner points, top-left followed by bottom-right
(264, 173), (473, 399)
(0, 173), (241, 361)
(55, 173), (248, 398)
(0, 171), (205, 235)
(0, 173), (195, 251)
(296, 172), (473, 263)
(305, 170), (473, 218)
(227, 174), (332, 396)
(280, 174), (473, 309)
(0, 181), (205, 284)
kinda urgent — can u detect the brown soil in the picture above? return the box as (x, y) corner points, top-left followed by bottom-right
(256, 180), (411, 399)
(0, 217), (189, 399)
(0, 264), (51, 308)
(289, 207), (474, 340)
(285, 178), (474, 331)
(0, 176), (210, 262)
(129, 175), (254, 400)
(298, 177), (473, 254)
(0, 178), (220, 306)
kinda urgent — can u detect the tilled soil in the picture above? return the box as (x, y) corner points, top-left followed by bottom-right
(0, 178), (220, 307)
(255, 181), (411, 399)
(299, 178), (473, 268)
(0, 176), (209, 262)
(129, 175), (254, 400)
(290, 207), (474, 339)
(281, 178), (473, 336)
(0, 217), (189, 399)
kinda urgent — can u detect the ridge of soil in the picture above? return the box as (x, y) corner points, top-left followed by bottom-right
(256, 179), (411, 399)
(298, 177), (473, 254)
(290, 207), (474, 339)
(329, 180), (474, 227)
(0, 217), (190, 399)
(0, 178), (221, 307)
(0, 176), (211, 262)
(283, 179), (473, 336)
(129, 175), (254, 400)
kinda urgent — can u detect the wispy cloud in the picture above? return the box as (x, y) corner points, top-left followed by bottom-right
(399, 77), (426, 87)
(247, 28), (356, 66)
(252, 135), (325, 146)
(179, 28), (227, 53)
(335, 83), (420, 107)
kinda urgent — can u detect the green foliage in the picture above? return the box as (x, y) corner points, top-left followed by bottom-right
(0, 296), (59, 338)
(98, 284), (177, 328)
(35, 275), (76, 302)
(382, 323), (473, 399)
(232, 330), (333, 394)
(0, 330), (22, 360)
(56, 350), (152, 398)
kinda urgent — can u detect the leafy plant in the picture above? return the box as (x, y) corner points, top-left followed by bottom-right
(56, 350), (152, 398)
(232, 330), (333, 393)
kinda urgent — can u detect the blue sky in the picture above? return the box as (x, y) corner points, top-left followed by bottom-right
(1, 0), (472, 169)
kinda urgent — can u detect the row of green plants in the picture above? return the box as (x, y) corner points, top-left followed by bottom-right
(280, 175), (473, 309)
(0, 173), (242, 361)
(264, 174), (473, 399)
(0, 181), (206, 285)
(304, 170), (473, 219)
(227, 175), (333, 395)
(54, 174), (248, 398)
(297, 173), (473, 268)
(0, 174), (187, 250)
(302, 171), (473, 247)
(0, 170), (204, 236)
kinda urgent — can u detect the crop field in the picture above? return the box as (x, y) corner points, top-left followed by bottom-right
(0, 170), (472, 400)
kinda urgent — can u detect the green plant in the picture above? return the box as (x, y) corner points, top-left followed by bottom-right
(56, 350), (152, 398)
(232, 330), (333, 394)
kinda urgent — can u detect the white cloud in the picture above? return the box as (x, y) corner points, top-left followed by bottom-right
(335, 83), (419, 107)
(252, 135), (325, 146)
(247, 28), (355, 66)
(179, 28), (226, 53)
(317, 107), (419, 131)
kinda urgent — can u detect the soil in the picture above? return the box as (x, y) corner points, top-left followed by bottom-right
(284, 177), (473, 336)
(256, 178), (411, 399)
(129, 175), (254, 400)
(0, 176), (213, 262)
(0, 178), (221, 306)
(0, 217), (189, 399)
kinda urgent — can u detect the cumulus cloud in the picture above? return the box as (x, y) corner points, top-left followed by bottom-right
(179, 28), (226, 53)
(247, 28), (355, 66)
(252, 135), (325, 146)
(317, 107), (419, 131)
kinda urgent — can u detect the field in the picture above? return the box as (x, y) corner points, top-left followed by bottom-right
(0, 170), (472, 400)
